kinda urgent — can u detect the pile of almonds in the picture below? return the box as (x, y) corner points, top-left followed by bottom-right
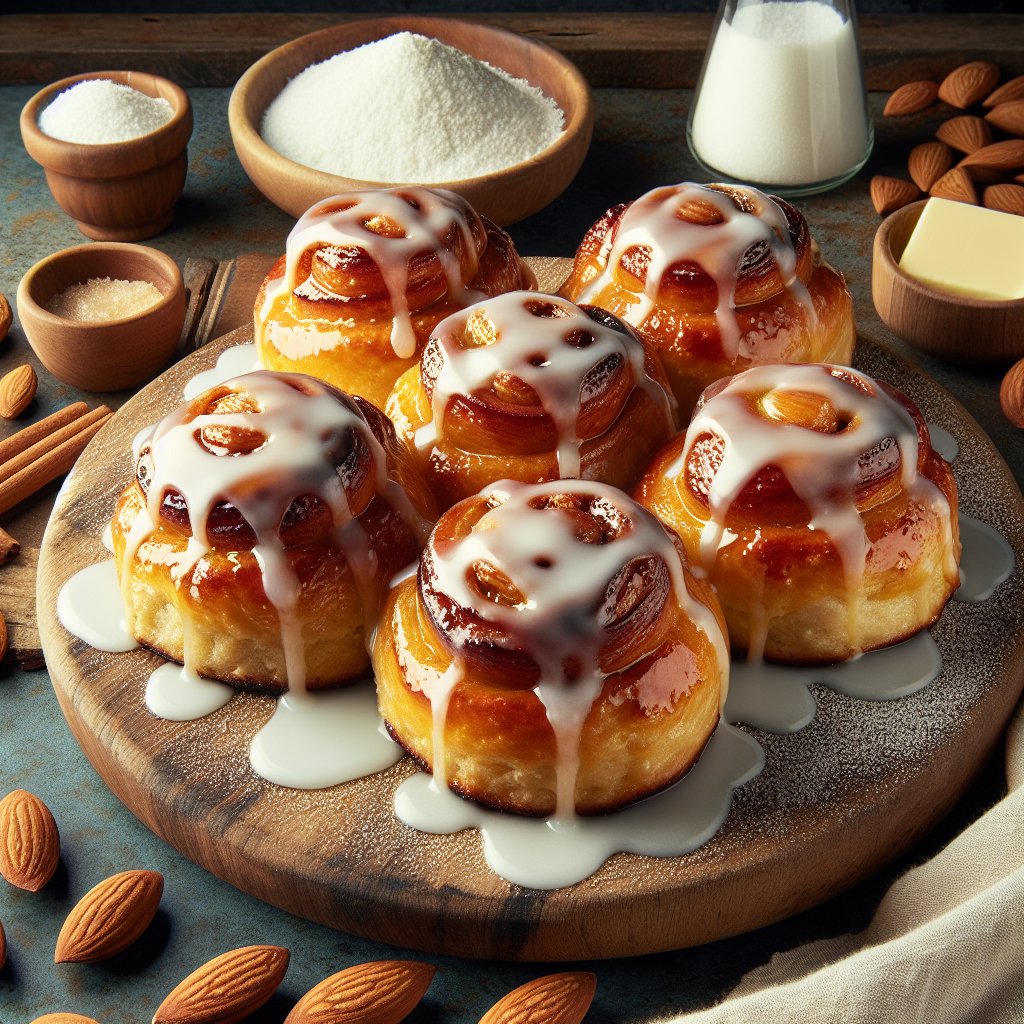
(872, 61), (1024, 216)
(0, 789), (597, 1023)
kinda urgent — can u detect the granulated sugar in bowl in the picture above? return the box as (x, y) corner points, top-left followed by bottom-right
(39, 79), (174, 144)
(260, 32), (565, 182)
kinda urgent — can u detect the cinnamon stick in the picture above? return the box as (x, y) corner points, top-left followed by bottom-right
(0, 402), (89, 466)
(0, 405), (112, 488)
(0, 526), (19, 565)
(0, 412), (112, 516)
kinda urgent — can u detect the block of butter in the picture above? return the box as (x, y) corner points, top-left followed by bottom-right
(899, 197), (1024, 301)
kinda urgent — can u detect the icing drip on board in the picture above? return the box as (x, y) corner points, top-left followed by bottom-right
(577, 183), (816, 359)
(415, 291), (675, 477)
(259, 188), (483, 361)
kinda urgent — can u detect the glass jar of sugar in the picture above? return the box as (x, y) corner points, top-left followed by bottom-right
(687, 0), (873, 196)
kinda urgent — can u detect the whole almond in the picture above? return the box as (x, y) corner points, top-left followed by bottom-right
(984, 183), (1024, 216)
(930, 167), (978, 204)
(153, 944), (289, 1024)
(960, 139), (1024, 170)
(1000, 358), (1024, 429)
(985, 75), (1024, 108)
(938, 61), (1001, 109)
(31, 1016), (101, 1024)
(869, 176), (921, 216)
(935, 115), (992, 154)
(478, 972), (597, 1024)
(0, 364), (38, 420)
(0, 789), (60, 892)
(284, 960), (435, 1024)
(985, 100), (1024, 137)
(55, 869), (163, 963)
(0, 613), (8, 663)
(0, 293), (10, 343)
(908, 141), (954, 191)
(884, 80), (939, 117)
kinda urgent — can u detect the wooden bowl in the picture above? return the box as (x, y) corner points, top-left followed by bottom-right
(873, 200), (1024, 362)
(228, 17), (593, 227)
(20, 71), (193, 242)
(17, 243), (186, 392)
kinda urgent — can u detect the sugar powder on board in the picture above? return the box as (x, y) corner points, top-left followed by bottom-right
(39, 79), (174, 144)
(260, 32), (565, 182)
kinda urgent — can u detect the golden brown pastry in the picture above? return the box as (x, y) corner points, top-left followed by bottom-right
(635, 363), (961, 664)
(254, 187), (536, 408)
(372, 479), (729, 817)
(560, 182), (856, 415)
(111, 370), (433, 693)
(385, 290), (677, 512)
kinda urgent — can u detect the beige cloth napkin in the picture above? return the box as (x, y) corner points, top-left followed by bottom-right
(661, 702), (1024, 1024)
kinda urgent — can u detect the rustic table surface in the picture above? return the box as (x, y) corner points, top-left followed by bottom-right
(0, 13), (1022, 1023)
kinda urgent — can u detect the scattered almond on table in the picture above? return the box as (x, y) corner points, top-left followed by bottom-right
(0, 364), (38, 419)
(0, 293), (10, 344)
(284, 959), (436, 1024)
(878, 62), (1024, 216)
(1000, 358), (1024, 429)
(55, 869), (163, 964)
(0, 788), (60, 892)
(153, 944), (290, 1024)
(30, 1016), (101, 1024)
(478, 972), (597, 1024)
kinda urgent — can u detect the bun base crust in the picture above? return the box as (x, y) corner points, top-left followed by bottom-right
(373, 575), (723, 817)
(637, 444), (961, 663)
(112, 483), (415, 692)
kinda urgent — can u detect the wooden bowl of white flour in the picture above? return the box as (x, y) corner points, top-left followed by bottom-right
(229, 17), (593, 227)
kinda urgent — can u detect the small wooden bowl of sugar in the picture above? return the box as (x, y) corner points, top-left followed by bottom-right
(229, 17), (593, 227)
(17, 243), (186, 392)
(20, 71), (192, 242)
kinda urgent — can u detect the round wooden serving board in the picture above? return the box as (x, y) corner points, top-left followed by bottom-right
(38, 259), (1024, 961)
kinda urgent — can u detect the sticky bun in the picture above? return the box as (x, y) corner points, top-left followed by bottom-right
(635, 363), (961, 663)
(372, 479), (729, 817)
(559, 182), (856, 415)
(385, 290), (677, 511)
(111, 370), (433, 692)
(254, 186), (536, 408)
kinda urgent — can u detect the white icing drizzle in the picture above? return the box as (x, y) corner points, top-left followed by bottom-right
(183, 343), (261, 402)
(249, 688), (402, 789)
(727, 631), (943, 734)
(146, 662), (233, 721)
(394, 721), (764, 890)
(258, 188), (483, 360)
(414, 291), (675, 478)
(420, 479), (729, 820)
(956, 514), (1015, 602)
(57, 559), (138, 653)
(679, 363), (958, 657)
(576, 182), (816, 360)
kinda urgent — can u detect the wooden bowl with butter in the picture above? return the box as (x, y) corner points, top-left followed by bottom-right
(228, 17), (593, 227)
(17, 243), (186, 392)
(873, 199), (1024, 362)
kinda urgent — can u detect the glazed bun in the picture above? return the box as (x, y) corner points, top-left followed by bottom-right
(636, 363), (961, 663)
(112, 370), (433, 692)
(373, 479), (729, 816)
(254, 186), (536, 408)
(560, 181), (856, 415)
(386, 290), (677, 511)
